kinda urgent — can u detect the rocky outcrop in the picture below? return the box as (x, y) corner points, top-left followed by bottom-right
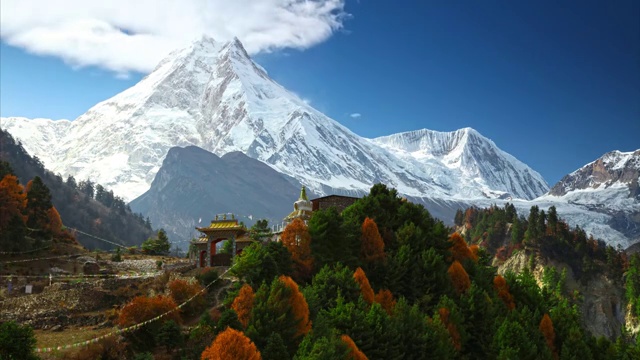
(497, 250), (626, 339)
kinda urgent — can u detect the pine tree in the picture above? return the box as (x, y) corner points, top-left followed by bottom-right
(25, 176), (52, 230)
(262, 333), (289, 360)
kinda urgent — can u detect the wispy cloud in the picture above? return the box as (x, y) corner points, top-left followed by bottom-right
(0, 0), (348, 75)
(350, 113), (362, 119)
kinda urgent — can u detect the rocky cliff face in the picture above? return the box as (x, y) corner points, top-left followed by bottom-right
(497, 250), (627, 339)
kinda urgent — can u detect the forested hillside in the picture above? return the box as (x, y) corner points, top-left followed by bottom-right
(0, 129), (153, 249)
(208, 184), (639, 359)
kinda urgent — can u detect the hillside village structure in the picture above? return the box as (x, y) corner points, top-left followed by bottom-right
(191, 186), (360, 268)
(190, 214), (253, 268)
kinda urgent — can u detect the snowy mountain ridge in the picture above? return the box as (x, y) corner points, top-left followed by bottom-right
(1, 36), (549, 203)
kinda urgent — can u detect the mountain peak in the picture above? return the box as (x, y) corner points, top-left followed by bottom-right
(2, 37), (549, 202)
(549, 149), (640, 197)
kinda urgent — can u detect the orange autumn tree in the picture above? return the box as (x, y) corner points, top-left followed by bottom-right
(281, 218), (313, 280)
(232, 284), (255, 328)
(539, 313), (557, 358)
(341, 334), (368, 360)
(0, 174), (27, 231)
(361, 217), (385, 263)
(493, 275), (515, 310)
(46, 207), (63, 236)
(279, 275), (312, 338)
(353, 267), (374, 304)
(201, 327), (262, 360)
(374, 289), (396, 315)
(448, 261), (471, 294)
(449, 232), (477, 263)
(168, 279), (206, 316)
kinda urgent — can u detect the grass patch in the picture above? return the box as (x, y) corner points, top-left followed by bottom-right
(34, 326), (114, 349)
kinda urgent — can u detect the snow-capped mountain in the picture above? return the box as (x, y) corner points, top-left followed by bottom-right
(0, 36), (548, 203)
(534, 150), (640, 248)
(373, 128), (548, 200)
(546, 150), (640, 209)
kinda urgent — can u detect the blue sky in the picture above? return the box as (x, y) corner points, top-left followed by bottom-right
(1, 0), (638, 185)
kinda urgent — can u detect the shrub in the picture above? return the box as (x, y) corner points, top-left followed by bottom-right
(196, 267), (220, 288)
(0, 321), (38, 360)
(167, 278), (206, 316)
(117, 295), (181, 351)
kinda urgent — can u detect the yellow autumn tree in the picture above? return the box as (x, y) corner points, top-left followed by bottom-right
(232, 284), (255, 328)
(280, 218), (313, 281)
(448, 261), (471, 294)
(341, 334), (368, 360)
(201, 327), (261, 360)
(361, 217), (385, 263)
(353, 267), (374, 304)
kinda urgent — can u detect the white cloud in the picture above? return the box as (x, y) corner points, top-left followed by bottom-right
(0, 0), (347, 75)
(350, 113), (362, 118)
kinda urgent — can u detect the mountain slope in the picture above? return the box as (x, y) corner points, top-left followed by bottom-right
(1, 36), (548, 204)
(129, 146), (304, 245)
(0, 129), (154, 249)
(373, 128), (548, 200)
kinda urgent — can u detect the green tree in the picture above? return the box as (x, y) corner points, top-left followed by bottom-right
(250, 219), (273, 242)
(0, 321), (38, 360)
(308, 207), (359, 270)
(25, 176), (52, 231)
(262, 333), (290, 360)
(246, 276), (311, 354)
(626, 253), (640, 317)
(141, 229), (171, 255)
(303, 263), (361, 319)
(232, 242), (292, 288)
(0, 161), (13, 180)
(295, 333), (349, 360)
(155, 320), (184, 352)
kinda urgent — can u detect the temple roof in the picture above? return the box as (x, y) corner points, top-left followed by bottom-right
(196, 217), (246, 236)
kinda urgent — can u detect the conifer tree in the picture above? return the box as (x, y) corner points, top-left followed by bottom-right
(353, 267), (374, 304)
(25, 176), (52, 230)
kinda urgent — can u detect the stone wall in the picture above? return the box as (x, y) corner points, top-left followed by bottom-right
(311, 196), (359, 213)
